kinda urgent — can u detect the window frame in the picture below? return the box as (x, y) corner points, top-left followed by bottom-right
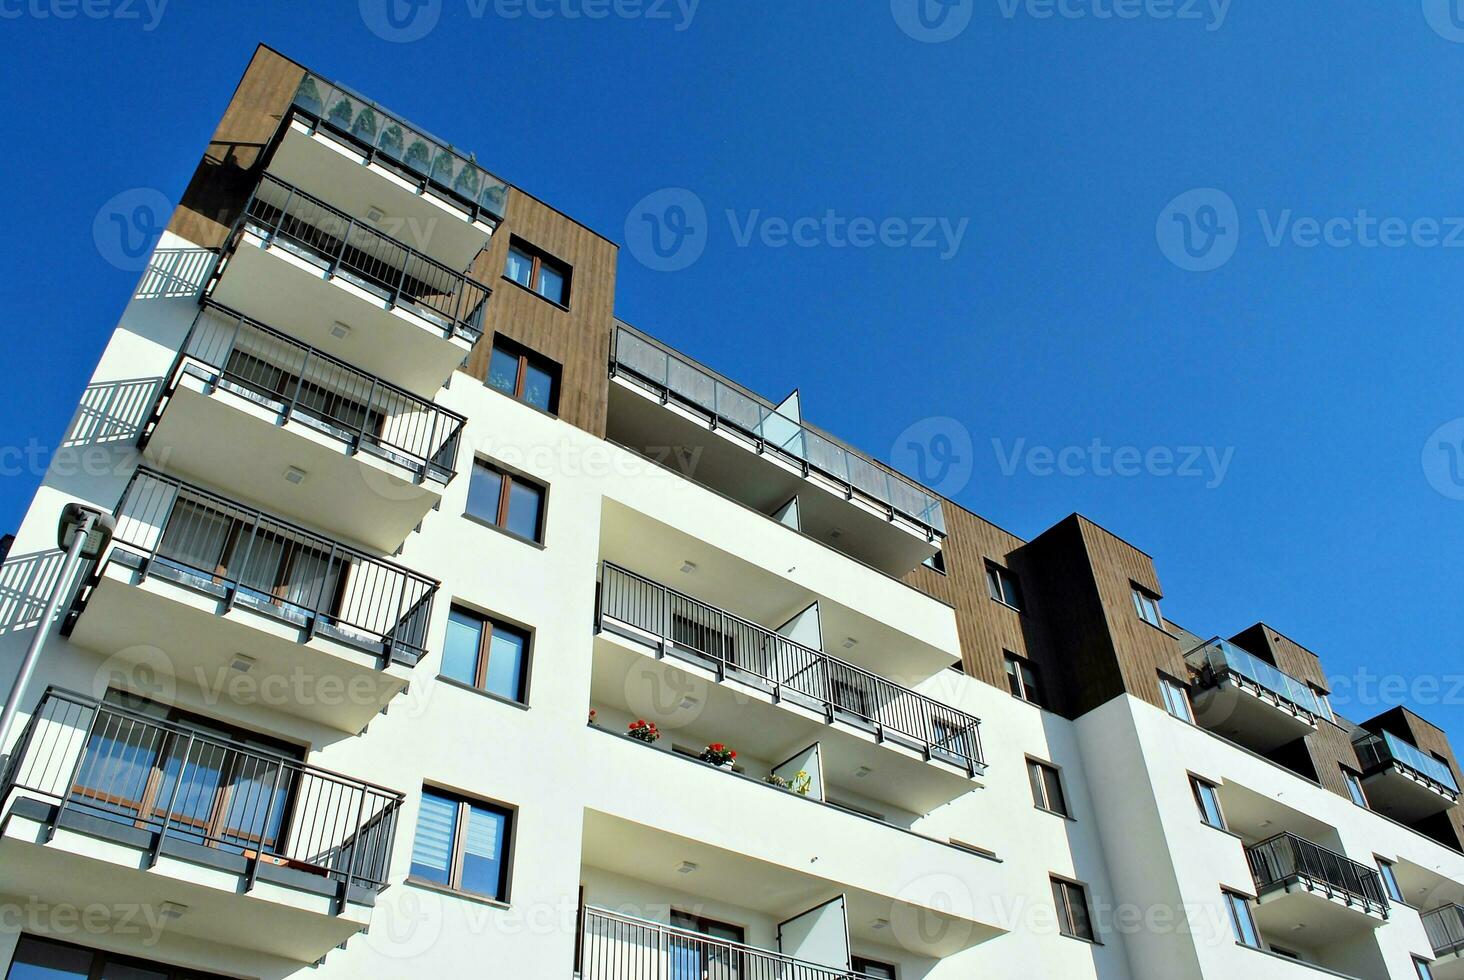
(466, 458), (548, 545)
(1004, 652), (1045, 707)
(485, 335), (561, 414)
(440, 604), (533, 705)
(503, 238), (572, 307)
(1376, 856), (1405, 904)
(1223, 890), (1261, 949)
(851, 956), (898, 979)
(1416, 956), (1437, 980)
(408, 785), (516, 903)
(1159, 673), (1195, 723)
(984, 561), (1022, 610)
(922, 550), (947, 575)
(1130, 583), (1164, 629)
(5, 934), (231, 980)
(1343, 766), (1370, 808)
(1310, 684), (1336, 723)
(1189, 775), (1227, 830)
(1050, 876), (1098, 942)
(1027, 757), (1071, 818)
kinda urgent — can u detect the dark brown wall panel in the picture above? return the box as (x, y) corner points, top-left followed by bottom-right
(462, 190), (618, 437)
(168, 45), (304, 249)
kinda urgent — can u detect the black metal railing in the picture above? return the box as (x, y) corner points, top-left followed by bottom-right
(93, 467), (438, 663)
(597, 563), (983, 775)
(579, 907), (881, 980)
(1354, 730), (1461, 797)
(230, 174), (490, 344)
(290, 72), (508, 224)
(1423, 904), (1464, 958)
(2, 689), (403, 895)
(611, 324), (947, 539)
(155, 302), (465, 483)
(1246, 832), (1390, 918)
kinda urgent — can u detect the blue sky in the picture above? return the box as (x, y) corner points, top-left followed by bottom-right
(2, 2), (1463, 738)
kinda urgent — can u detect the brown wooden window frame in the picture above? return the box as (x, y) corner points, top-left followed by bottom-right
(467, 459), (547, 544)
(504, 238), (572, 308)
(486, 335), (561, 414)
(443, 604), (532, 704)
(410, 786), (516, 903)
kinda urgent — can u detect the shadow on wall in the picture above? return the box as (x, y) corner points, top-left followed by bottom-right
(0, 549), (66, 637)
(135, 248), (215, 301)
(65, 377), (162, 449)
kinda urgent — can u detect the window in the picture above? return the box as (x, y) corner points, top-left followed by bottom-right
(1416, 957), (1437, 980)
(409, 787), (514, 901)
(1160, 674), (1194, 723)
(1343, 767), (1370, 808)
(985, 561), (1021, 609)
(1223, 891), (1260, 948)
(1190, 776), (1226, 830)
(467, 459), (546, 543)
(1270, 946), (1300, 960)
(669, 911), (745, 977)
(851, 957), (898, 979)
(1004, 652), (1045, 707)
(1028, 759), (1070, 817)
(1377, 857), (1404, 903)
(1051, 877), (1096, 941)
(441, 606), (531, 703)
(504, 239), (571, 306)
(1311, 685), (1336, 723)
(5, 935), (228, 980)
(1131, 584), (1163, 628)
(922, 550), (947, 574)
(486, 336), (560, 413)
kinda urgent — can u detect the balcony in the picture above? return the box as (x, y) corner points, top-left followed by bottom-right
(209, 174), (491, 397)
(66, 468), (437, 733)
(141, 302), (465, 552)
(1353, 730), (1461, 821)
(268, 72), (507, 270)
(1424, 905), (1464, 979)
(595, 562), (981, 813)
(1184, 638), (1321, 752)
(0, 689), (403, 964)
(579, 907), (884, 980)
(1246, 833), (1389, 944)
(607, 324), (945, 576)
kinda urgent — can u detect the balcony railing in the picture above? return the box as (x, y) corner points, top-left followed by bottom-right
(597, 562), (984, 775)
(156, 301), (466, 483)
(2, 689), (403, 895)
(1246, 832), (1390, 918)
(1354, 730), (1461, 795)
(92, 467), (438, 664)
(291, 72), (508, 224)
(231, 174), (491, 344)
(1184, 637), (1323, 720)
(579, 907), (881, 980)
(611, 324), (947, 539)
(1423, 904), (1464, 958)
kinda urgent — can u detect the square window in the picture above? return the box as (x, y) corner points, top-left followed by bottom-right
(442, 605), (531, 703)
(503, 238), (571, 307)
(1051, 877), (1096, 941)
(486, 337), (561, 413)
(410, 786), (514, 901)
(468, 460), (546, 544)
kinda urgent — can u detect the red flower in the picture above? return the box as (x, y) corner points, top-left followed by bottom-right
(729, 750), (737, 759)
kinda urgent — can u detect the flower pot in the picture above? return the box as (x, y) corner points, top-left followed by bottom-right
(717, 761), (735, 772)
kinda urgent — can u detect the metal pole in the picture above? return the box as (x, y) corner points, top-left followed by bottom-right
(0, 513), (95, 761)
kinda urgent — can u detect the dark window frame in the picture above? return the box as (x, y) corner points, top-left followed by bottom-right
(408, 785), (516, 903)
(1376, 856), (1405, 904)
(1159, 672), (1195, 723)
(1416, 956), (1437, 980)
(1223, 889), (1261, 948)
(1027, 757), (1071, 818)
(984, 561), (1022, 610)
(1190, 774), (1226, 830)
(5, 934), (231, 980)
(1131, 583), (1164, 629)
(467, 458), (548, 544)
(441, 604), (533, 705)
(503, 237), (572, 308)
(851, 955), (898, 979)
(1050, 876), (1097, 942)
(1004, 651), (1045, 707)
(1343, 766), (1370, 808)
(485, 334), (561, 415)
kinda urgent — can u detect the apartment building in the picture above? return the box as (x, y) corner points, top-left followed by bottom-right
(0, 43), (1460, 980)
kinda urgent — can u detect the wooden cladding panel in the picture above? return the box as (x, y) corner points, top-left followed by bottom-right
(903, 505), (1054, 696)
(462, 189), (618, 437)
(169, 45), (304, 249)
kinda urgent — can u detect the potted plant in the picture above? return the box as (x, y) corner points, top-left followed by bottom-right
(588, 709), (599, 727)
(627, 719), (660, 743)
(701, 743), (737, 770)
(764, 771), (813, 796)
